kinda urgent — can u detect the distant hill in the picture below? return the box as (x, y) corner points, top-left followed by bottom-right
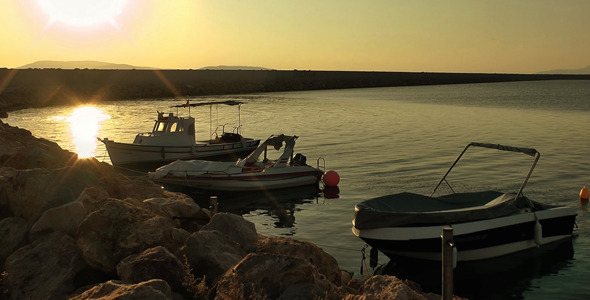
(539, 65), (590, 74)
(198, 65), (274, 70)
(18, 60), (155, 70)
(17, 61), (273, 71)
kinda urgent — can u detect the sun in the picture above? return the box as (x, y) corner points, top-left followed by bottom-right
(66, 106), (111, 158)
(37, 0), (127, 27)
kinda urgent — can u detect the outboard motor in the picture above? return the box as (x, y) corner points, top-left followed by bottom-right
(292, 153), (307, 166)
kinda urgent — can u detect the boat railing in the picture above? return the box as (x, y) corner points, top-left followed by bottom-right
(233, 125), (242, 134)
(316, 157), (326, 172)
(211, 124), (228, 139)
(431, 142), (540, 201)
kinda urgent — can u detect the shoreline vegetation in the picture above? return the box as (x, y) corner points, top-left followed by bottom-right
(1, 68), (590, 112)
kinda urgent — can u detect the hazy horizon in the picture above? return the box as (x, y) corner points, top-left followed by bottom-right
(2, 1), (589, 74)
(12, 60), (590, 75)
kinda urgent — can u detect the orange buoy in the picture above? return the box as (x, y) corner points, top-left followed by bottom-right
(581, 186), (589, 204)
(323, 170), (340, 187)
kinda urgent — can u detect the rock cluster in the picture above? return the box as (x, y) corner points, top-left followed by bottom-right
(0, 119), (447, 299)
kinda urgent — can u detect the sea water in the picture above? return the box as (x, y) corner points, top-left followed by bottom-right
(5, 80), (590, 299)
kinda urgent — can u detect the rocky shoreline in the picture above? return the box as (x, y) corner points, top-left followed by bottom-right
(0, 119), (459, 299)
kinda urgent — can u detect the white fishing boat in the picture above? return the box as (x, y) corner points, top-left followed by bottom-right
(352, 142), (577, 262)
(148, 134), (325, 191)
(99, 100), (260, 171)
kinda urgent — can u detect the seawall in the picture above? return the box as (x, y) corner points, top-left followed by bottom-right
(1, 68), (589, 111)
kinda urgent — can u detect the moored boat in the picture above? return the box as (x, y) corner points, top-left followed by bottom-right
(99, 100), (260, 171)
(352, 142), (577, 262)
(148, 134), (325, 191)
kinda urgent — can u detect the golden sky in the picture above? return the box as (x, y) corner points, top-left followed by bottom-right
(2, 0), (589, 73)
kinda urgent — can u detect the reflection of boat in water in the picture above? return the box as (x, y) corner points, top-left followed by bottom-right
(376, 238), (574, 299)
(99, 100), (260, 171)
(149, 134), (325, 191)
(353, 142), (577, 262)
(190, 185), (322, 228)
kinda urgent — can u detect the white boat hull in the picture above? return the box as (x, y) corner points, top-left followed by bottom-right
(153, 168), (323, 191)
(352, 206), (576, 261)
(100, 138), (260, 169)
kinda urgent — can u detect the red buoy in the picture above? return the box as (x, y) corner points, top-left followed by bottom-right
(581, 186), (589, 205)
(323, 170), (340, 187)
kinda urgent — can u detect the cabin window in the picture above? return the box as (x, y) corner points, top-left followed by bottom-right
(156, 122), (166, 132)
(170, 122), (178, 132)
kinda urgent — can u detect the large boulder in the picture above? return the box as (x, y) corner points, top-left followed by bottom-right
(3, 231), (87, 300)
(2, 160), (114, 222)
(30, 200), (86, 239)
(29, 185), (129, 240)
(0, 167), (18, 213)
(201, 212), (258, 253)
(0, 121), (77, 169)
(343, 275), (440, 300)
(119, 175), (170, 202)
(143, 194), (200, 219)
(257, 235), (342, 285)
(143, 194), (209, 233)
(77, 186), (111, 214)
(70, 279), (173, 300)
(117, 246), (185, 291)
(0, 217), (30, 269)
(213, 253), (343, 300)
(177, 230), (246, 283)
(76, 198), (182, 274)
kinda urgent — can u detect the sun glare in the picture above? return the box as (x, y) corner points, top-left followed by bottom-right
(37, 0), (127, 27)
(67, 106), (110, 158)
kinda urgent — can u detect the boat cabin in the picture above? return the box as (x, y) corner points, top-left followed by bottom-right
(133, 112), (196, 146)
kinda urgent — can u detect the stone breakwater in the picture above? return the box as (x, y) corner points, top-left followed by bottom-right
(0, 119), (459, 299)
(2, 68), (590, 112)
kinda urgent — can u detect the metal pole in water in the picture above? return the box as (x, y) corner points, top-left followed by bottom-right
(442, 227), (454, 300)
(209, 196), (218, 215)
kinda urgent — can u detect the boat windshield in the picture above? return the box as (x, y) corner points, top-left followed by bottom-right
(155, 122), (166, 132)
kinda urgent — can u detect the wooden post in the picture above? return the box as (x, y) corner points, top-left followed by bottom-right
(442, 227), (454, 300)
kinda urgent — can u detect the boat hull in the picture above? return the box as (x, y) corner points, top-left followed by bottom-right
(352, 206), (576, 261)
(154, 169), (324, 191)
(100, 138), (260, 170)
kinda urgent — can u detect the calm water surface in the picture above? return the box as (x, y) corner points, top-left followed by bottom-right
(6, 80), (590, 299)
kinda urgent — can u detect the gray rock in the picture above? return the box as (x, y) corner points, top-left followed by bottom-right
(257, 234), (342, 285)
(178, 230), (246, 283)
(201, 212), (258, 253)
(70, 279), (173, 300)
(4, 231), (86, 300)
(77, 186), (111, 214)
(117, 246), (186, 291)
(143, 195), (200, 219)
(30, 200), (86, 239)
(3, 161), (109, 222)
(347, 275), (441, 300)
(0, 217), (29, 269)
(213, 253), (343, 300)
(76, 198), (180, 273)
(0, 122), (77, 169)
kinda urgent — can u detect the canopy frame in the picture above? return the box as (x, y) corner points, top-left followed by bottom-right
(431, 142), (540, 202)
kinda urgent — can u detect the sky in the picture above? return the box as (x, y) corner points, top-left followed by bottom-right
(1, 0), (589, 73)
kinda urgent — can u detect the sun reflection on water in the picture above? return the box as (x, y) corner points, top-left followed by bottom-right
(66, 106), (110, 158)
